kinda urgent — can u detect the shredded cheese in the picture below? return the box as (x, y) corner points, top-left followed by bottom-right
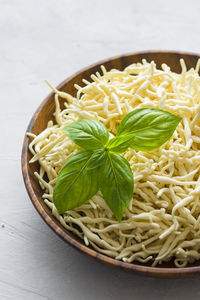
(29, 59), (200, 267)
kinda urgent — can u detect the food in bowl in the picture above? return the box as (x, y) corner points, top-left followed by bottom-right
(27, 58), (200, 267)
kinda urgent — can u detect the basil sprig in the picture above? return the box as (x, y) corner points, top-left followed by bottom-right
(53, 108), (181, 221)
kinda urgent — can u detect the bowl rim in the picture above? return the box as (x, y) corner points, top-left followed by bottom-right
(21, 50), (200, 278)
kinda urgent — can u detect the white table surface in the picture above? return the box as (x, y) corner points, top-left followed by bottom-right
(1, 0), (200, 299)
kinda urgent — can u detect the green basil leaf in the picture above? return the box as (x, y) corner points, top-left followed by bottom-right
(116, 108), (181, 151)
(87, 148), (107, 170)
(99, 152), (134, 221)
(63, 119), (109, 150)
(106, 134), (136, 153)
(53, 150), (99, 213)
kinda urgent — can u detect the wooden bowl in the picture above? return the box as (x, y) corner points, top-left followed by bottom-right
(21, 51), (200, 278)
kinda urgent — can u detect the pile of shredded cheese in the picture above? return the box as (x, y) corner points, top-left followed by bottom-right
(28, 59), (200, 267)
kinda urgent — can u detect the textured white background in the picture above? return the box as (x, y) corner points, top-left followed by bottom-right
(1, 0), (200, 299)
